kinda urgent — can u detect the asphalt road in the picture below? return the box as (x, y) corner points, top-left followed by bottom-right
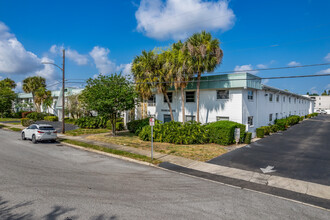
(208, 115), (330, 186)
(0, 129), (329, 219)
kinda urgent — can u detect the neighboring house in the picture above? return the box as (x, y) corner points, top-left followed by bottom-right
(149, 73), (313, 137)
(15, 87), (83, 120)
(306, 95), (330, 111)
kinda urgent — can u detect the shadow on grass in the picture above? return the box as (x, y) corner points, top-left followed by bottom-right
(0, 196), (117, 220)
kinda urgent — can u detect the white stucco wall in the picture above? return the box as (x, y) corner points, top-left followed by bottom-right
(155, 89), (243, 124)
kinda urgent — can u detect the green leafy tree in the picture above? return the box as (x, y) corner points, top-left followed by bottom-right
(186, 31), (223, 122)
(80, 74), (137, 135)
(0, 79), (17, 117)
(22, 76), (46, 112)
(65, 93), (86, 119)
(321, 90), (328, 96)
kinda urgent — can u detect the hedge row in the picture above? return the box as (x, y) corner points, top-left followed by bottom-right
(138, 120), (247, 146)
(256, 113), (318, 138)
(74, 116), (125, 131)
(127, 117), (161, 135)
(44, 116), (58, 121)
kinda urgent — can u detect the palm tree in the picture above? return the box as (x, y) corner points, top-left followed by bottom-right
(22, 76), (46, 112)
(186, 31), (223, 122)
(154, 50), (175, 121)
(34, 87), (52, 113)
(132, 50), (155, 119)
(0, 78), (16, 89)
(169, 41), (193, 123)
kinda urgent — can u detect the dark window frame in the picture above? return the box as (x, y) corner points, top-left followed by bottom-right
(217, 90), (229, 100)
(185, 91), (195, 103)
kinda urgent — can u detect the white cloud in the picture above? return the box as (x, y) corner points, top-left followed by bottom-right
(89, 46), (131, 76)
(0, 21), (43, 74)
(234, 64), (253, 72)
(89, 46), (117, 74)
(36, 57), (57, 80)
(50, 45), (89, 65)
(135, 0), (235, 40)
(324, 53), (330, 62)
(318, 68), (330, 74)
(288, 61), (301, 66)
(257, 64), (267, 69)
(15, 82), (22, 92)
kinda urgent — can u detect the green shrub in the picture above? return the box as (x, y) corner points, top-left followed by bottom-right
(139, 121), (209, 145)
(75, 116), (109, 129)
(22, 111), (33, 118)
(300, 116), (304, 121)
(270, 124), (280, 133)
(13, 111), (24, 118)
(274, 118), (287, 131)
(116, 122), (125, 131)
(260, 126), (271, 135)
(64, 118), (76, 124)
(21, 118), (35, 127)
(44, 116), (58, 121)
(206, 121), (246, 145)
(26, 112), (44, 121)
(256, 128), (264, 138)
(311, 113), (318, 117)
(244, 132), (252, 144)
(127, 117), (160, 135)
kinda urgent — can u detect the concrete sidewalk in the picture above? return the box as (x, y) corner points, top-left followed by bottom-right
(57, 133), (330, 202)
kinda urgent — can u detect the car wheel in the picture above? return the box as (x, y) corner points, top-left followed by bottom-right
(32, 135), (37, 144)
(21, 132), (26, 140)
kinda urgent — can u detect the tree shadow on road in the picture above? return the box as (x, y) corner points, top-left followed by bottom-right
(0, 196), (117, 220)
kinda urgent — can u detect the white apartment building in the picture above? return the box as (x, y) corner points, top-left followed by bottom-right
(146, 73), (314, 137)
(308, 95), (330, 111)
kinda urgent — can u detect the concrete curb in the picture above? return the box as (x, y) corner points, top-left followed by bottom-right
(60, 141), (158, 168)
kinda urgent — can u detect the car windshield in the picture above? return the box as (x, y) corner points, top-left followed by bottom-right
(39, 127), (55, 130)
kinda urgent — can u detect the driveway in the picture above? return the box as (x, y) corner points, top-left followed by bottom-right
(208, 115), (330, 186)
(0, 129), (329, 219)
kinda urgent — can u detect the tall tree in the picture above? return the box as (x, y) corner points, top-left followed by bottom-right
(186, 31), (223, 122)
(34, 87), (52, 113)
(80, 74), (137, 135)
(169, 41), (193, 123)
(22, 76), (46, 112)
(0, 79), (16, 117)
(321, 90), (328, 96)
(0, 78), (16, 89)
(132, 50), (156, 119)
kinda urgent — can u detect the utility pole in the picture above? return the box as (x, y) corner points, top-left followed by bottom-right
(62, 49), (65, 134)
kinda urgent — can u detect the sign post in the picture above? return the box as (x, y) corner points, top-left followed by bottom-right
(149, 117), (155, 160)
(235, 128), (240, 145)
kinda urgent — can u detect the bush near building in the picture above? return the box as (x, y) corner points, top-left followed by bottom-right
(256, 128), (264, 138)
(44, 116), (58, 121)
(244, 132), (252, 144)
(26, 112), (45, 121)
(22, 111), (33, 118)
(127, 117), (161, 135)
(75, 116), (125, 131)
(21, 118), (35, 127)
(138, 120), (246, 146)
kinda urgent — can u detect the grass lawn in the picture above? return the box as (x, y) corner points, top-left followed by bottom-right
(86, 132), (229, 162)
(8, 127), (22, 132)
(61, 139), (161, 165)
(65, 128), (111, 136)
(6, 122), (20, 125)
(0, 118), (21, 122)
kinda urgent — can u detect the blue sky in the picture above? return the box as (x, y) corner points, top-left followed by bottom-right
(0, 0), (329, 94)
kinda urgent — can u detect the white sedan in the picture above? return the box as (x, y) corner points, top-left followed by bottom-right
(21, 124), (57, 143)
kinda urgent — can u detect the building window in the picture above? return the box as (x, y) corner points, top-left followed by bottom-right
(217, 90), (229, 99)
(283, 96), (285, 102)
(276, 95), (279, 102)
(163, 114), (171, 123)
(294, 98), (296, 104)
(148, 95), (156, 106)
(164, 92), (172, 103)
(248, 91), (254, 100)
(186, 115), (196, 122)
(289, 97), (291, 103)
(275, 113), (278, 119)
(248, 116), (253, 126)
(269, 94), (273, 102)
(216, 116), (229, 121)
(319, 103), (321, 105)
(185, 91), (195, 102)
(269, 114), (273, 122)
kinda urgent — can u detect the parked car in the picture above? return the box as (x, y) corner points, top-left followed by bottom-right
(21, 124), (57, 143)
(320, 110), (327, 114)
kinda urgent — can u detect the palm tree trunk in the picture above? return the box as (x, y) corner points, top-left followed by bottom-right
(164, 92), (174, 121)
(181, 86), (185, 124)
(196, 73), (201, 123)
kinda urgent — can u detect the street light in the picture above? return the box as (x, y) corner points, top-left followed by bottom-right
(42, 49), (66, 134)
